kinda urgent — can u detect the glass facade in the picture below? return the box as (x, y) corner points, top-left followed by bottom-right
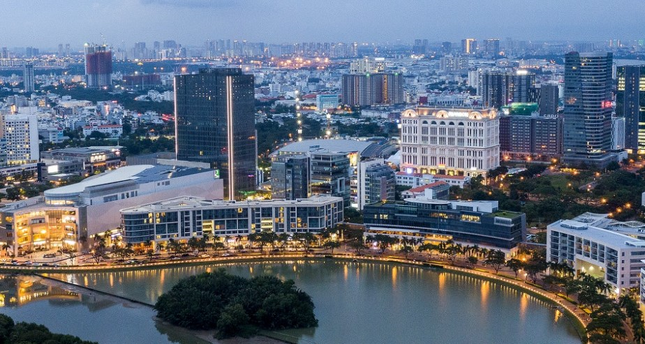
(616, 65), (645, 151)
(563, 52), (613, 166)
(175, 68), (256, 200)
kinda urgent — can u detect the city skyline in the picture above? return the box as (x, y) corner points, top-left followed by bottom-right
(4, 0), (645, 48)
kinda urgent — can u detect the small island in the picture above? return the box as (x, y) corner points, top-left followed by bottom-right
(154, 269), (318, 339)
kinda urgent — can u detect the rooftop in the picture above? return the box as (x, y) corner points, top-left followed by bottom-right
(121, 195), (343, 214)
(44, 165), (211, 198)
(550, 219), (645, 248)
(406, 181), (449, 193)
(273, 139), (373, 156)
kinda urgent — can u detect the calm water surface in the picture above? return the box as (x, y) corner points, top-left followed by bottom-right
(36, 259), (581, 344)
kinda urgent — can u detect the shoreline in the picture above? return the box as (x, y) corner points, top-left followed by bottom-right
(4, 253), (587, 342)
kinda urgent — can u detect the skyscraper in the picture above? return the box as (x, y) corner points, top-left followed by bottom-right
(174, 68), (257, 200)
(23, 63), (34, 93)
(481, 70), (535, 109)
(616, 65), (645, 151)
(84, 44), (112, 89)
(539, 84), (560, 115)
(461, 38), (477, 55)
(563, 52), (614, 167)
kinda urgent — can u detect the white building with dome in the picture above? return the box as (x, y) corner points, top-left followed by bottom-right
(399, 107), (500, 178)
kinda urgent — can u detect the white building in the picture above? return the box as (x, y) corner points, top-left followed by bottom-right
(400, 107), (500, 178)
(316, 94), (339, 111)
(82, 123), (123, 138)
(547, 213), (645, 294)
(3, 114), (39, 165)
(121, 195), (344, 244)
(0, 165), (222, 253)
(395, 171), (471, 188)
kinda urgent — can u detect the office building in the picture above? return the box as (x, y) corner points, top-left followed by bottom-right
(400, 107), (500, 178)
(401, 181), (450, 200)
(175, 68), (257, 200)
(358, 160), (395, 210)
(23, 63), (34, 92)
(271, 155), (310, 200)
(612, 117), (626, 151)
(3, 114), (39, 165)
(563, 52), (614, 167)
(310, 152), (350, 205)
(40, 146), (122, 175)
(121, 195), (343, 244)
(481, 70), (535, 109)
(547, 213), (645, 294)
(364, 197), (525, 249)
(0, 165), (222, 253)
(84, 44), (112, 89)
(616, 65), (645, 152)
(461, 38), (477, 55)
(316, 94), (339, 111)
(483, 39), (500, 57)
(539, 84), (560, 115)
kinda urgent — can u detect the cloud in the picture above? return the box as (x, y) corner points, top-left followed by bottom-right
(140, 0), (237, 8)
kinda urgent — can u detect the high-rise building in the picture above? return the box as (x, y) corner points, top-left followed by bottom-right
(175, 68), (257, 200)
(461, 38), (477, 55)
(563, 52), (614, 167)
(84, 44), (112, 89)
(612, 116), (626, 151)
(271, 155), (310, 200)
(441, 42), (452, 54)
(483, 39), (500, 57)
(400, 107), (500, 178)
(23, 63), (34, 93)
(481, 70), (535, 109)
(310, 152), (350, 205)
(341, 73), (404, 107)
(358, 160), (395, 210)
(616, 65), (645, 152)
(499, 104), (563, 161)
(3, 114), (39, 165)
(539, 84), (560, 115)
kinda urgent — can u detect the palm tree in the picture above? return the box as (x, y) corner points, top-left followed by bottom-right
(324, 241), (341, 254)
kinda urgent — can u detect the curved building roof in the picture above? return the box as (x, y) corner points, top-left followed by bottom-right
(45, 165), (154, 198)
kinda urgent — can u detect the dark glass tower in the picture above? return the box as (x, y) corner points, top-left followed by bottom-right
(616, 65), (645, 151)
(563, 52), (614, 167)
(174, 68), (256, 200)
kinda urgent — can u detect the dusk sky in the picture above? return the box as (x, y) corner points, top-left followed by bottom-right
(5, 0), (645, 49)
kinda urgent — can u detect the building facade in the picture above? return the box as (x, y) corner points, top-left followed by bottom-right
(175, 68), (257, 200)
(23, 63), (34, 93)
(121, 195), (343, 244)
(616, 65), (645, 152)
(310, 152), (350, 205)
(547, 215), (645, 294)
(358, 161), (395, 210)
(270, 155), (310, 200)
(364, 198), (525, 249)
(563, 52), (614, 167)
(499, 112), (563, 161)
(3, 114), (39, 165)
(84, 44), (112, 89)
(0, 165), (222, 254)
(539, 84), (560, 115)
(400, 107), (500, 178)
(341, 73), (404, 107)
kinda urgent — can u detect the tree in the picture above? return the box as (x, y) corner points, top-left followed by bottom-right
(323, 241), (341, 254)
(373, 234), (396, 254)
(399, 245), (414, 259)
(349, 238), (367, 254)
(216, 303), (251, 339)
(587, 302), (627, 343)
(484, 250), (506, 273)
(467, 255), (478, 267)
(91, 235), (107, 264)
(505, 258), (524, 278)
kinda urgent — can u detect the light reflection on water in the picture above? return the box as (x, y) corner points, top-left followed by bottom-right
(41, 259), (581, 344)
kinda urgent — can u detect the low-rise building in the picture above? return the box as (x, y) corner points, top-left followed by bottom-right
(363, 197), (525, 249)
(395, 171), (470, 188)
(0, 165), (222, 254)
(547, 213), (645, 295)
(40, 146), (122, 174)
(120, 195), (344, 245)
(401, 181), (450, 200)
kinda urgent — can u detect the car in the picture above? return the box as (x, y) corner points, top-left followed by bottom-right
(43, 253), (56, 258)
(199, 254), (210, 258)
